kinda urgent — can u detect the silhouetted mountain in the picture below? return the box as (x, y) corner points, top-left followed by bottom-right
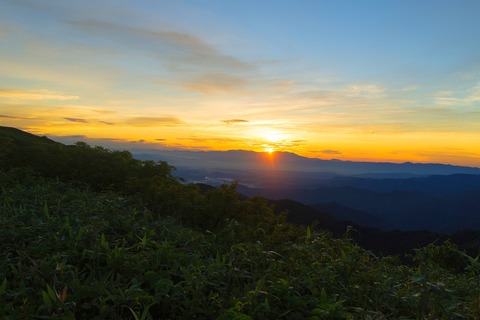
(135, 149), (480, 181)
(266, 197), (480, 257)
(327, 174), (480, 196)
(312, 202), (394, 230)
(0, 126), (57, 146)
(4, 126), (480, 234)
(271, 199), (346, 234)
(239, 183), (480, 232)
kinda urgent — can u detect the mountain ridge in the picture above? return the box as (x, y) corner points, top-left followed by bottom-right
(0, 126), (57, 145)
(134, 149), (480, 178)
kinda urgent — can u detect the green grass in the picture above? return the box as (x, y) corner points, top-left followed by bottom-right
(2, 174), (480, 319)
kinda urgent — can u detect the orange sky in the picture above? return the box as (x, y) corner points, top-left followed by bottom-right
(1, 1), (480, 167)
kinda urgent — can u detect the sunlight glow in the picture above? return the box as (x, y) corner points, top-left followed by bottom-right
(1, 1), (480, 167)
(265, 146), (275, 153)
(261, 129), (285, 143)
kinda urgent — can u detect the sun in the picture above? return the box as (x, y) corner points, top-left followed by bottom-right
(254, 128), (288, 154)
(262, 129), (284, 143)
(265, 146), (275, 153)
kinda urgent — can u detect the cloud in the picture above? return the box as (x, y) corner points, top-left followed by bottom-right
(348, 84), (386, 99)
(2, 2), (258, 96)
(64, 117), (88, 123)
(268, 80), (296, 93)
(466, 82), (480, 102)
(432, 82), (480, 106)
(0, 23), (13, 37)
(59, 134), (88, 139)
(68, 19), (257, 94)
(250, 138), (306, 150)
(99, 121), (114, 125)
(0, 114), (24, 119)
(92, 109), (116, 114)
(70, 19), (254, 71)
(222, 119), (249, 125)
(46, 134), (178, 152)
(181, 137), (242, 143)
(399, 85), (419, 92)
(320, 149), (342, 155)
(125, 117), (183, 126)
(181, 73), (248, 94)
(0, 89), (79, 101)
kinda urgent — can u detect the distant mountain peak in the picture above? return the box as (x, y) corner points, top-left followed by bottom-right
(133, 148), (480, 177)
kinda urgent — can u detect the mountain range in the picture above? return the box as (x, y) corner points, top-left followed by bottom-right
(2, 125), (480, 234)
(135, 149), (480, 182)
(134, 149), (480, 233)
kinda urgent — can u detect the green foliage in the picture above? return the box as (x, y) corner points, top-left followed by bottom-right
(1, 174), (480, 319)
(2, 129), (480, 318)
(0, 137), (175, 193)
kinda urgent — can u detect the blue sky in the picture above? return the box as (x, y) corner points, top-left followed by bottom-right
(1, 0), (480, 165)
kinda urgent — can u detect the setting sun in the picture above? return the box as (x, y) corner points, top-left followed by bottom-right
(1, 1), (479, 167)
(265, 146), (275, 153)
(260, 129), (285, 143)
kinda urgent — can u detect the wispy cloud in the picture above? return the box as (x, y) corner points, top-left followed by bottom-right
(0, 89), (79, 101)
(99, 121), (114, 125)
(180, 73), (248, 94)
(59, 134), (88, 139)
(180, 136), (242, 143)
(70, 19), (254, 71)
(222, 119), (249, 125)
(432, 82), (480, 106)
(348, 84), (386, 98)
(125, 117), (183, 126)
(0, 114), (24, 119)
(92, 109), (116, 114)
(250, 138), (306, 150)
(64, 117), (88, 123)
(68, 19), (258, 95)
(466, 82), (480, 102)
(46, 134), (182, 152)
(0, 23), (13, 37)
(320, 149), (342, 155)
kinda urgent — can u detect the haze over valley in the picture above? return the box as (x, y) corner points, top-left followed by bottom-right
(133, 148), (480, 232)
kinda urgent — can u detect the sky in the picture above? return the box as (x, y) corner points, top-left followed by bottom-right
(1, 0), (480, 167)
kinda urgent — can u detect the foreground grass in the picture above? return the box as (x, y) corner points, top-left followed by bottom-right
(1, 175), (480, 319)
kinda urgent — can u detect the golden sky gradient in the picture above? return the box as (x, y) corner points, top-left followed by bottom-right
(1, 1), (480, 166)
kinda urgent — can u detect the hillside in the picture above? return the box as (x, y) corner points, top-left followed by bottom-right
(2, 126), (480, 318)
(0, 126), (57, 145)
(239, 182), (480, 232)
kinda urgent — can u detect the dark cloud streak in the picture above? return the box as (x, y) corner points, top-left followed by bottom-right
(222, 119), (249, 125)
(126, 117), (183, 126)
(321, 149), (342, 155)
(64, 117), (88, 123)
(0, 114), (24, 119)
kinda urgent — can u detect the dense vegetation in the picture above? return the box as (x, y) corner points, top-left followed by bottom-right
(2, 126), (480, 319)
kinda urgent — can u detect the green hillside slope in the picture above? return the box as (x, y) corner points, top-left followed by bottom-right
(2, 126), (480, 318)
(0, 126), (56, 145)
